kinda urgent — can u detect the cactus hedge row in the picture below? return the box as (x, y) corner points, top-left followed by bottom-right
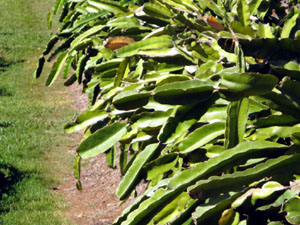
(36, 0), (300, 224)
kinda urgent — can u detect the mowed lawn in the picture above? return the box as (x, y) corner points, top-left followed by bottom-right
(0, 0), (75, 224)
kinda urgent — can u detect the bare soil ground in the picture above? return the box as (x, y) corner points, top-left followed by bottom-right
(57, 85), (135, 225)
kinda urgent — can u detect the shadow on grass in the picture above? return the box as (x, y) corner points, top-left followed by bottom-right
(0, 57), (11, 72)
(0, 88), (12, 96)
(0, 57), (26, 72)
(0, 161), (25, 204)
(0, 122), (11, 128)
(0, 56), (25, 96)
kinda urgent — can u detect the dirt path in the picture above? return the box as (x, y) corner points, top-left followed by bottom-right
(57, 86), (134, 225)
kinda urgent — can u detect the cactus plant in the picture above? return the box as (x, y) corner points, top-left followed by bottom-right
(36, 0), (300, 224)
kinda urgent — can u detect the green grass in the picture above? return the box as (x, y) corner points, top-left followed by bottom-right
(0, 0), (76, 224)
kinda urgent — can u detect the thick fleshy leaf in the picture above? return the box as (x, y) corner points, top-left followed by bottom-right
(72, 12), (106, 30)
(116, 143), (159, 200)
(64, 74), (77, 86)
(53, 0), (63, 14)
(156, 75), (190, 86)
(138, 48), (181, 58)
(34, 56), (45, 79)
(203, 0), (225, 17)
(164, 0), (199, 12)
(178, 122), (225, 154)
(192, 192), (243, 224)
(72, 38), (93, 52)
(281, 7), (299, 38)
(280, 76), (300, 110)
(158, 95), (219, 145)
(143, 2), (173, 19)
(254, 92), (300, 119)
(63, 55), (74, 79)
(76, 54), (89, 83)
(255, 126), (293, 139)
(249, 0), (263, 15)
(43, 35), (59, 55)
(70, 25), (104, 51)
(144, 154), (178, 180)
(47, 11), (53, 29)
(135, 109), (173, 129)
(255, 115), (300, 128)
(218, 208), (239, 225)
(59, 2), (69, 22)
(291, 124), (300, 146)
(91, 58), (123, 72)
(280, 76), (300, 99)
(188, 155), (299, 200)
(131, 132), (152, 144)
(158, 105), (196, 143)
(135, 6), (169, 26)
(258, 23), (274, 38)
(283, 198), (300, 224)
(114, 57), (129, 87)
(168, 141), (286, 189)
(237, 0), (250, 27)
(219, 72), (278, 100)
(284, 61), (300, 71)
(105, 144), (117, 168)
(119, 145), (127, 175)
(199, 105), (227, 122)
(73, 155), (81, 180)
(77, 122), (127, 159)
(113, 179), (171, 225)
(116, 35), (173, 57)
(170, 199), (201, 225)
(117, 188), (177, 225)
(152, 192), (192, 224)
(64, 110), (108, 133)
(257, 189), (297, 213)
(251, 181), (285, 205)
(46, 52), (68, 86)
(112, 90), (150, 110)
(87, 0), (128, 15)
(107, 16), (141, 28)
(225, 98), (249, 149)
(118, 141), (287, 225)
(153, 80), (214, 105)
(47, 36), (74, 62)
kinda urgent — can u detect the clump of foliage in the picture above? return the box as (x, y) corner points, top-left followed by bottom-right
(36, 0), (300, 224)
